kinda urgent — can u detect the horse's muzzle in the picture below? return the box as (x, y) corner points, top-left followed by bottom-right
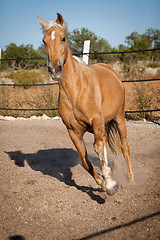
(48, 65), (62, 81)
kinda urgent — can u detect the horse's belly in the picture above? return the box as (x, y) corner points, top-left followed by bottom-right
(102, 103), (121, 123)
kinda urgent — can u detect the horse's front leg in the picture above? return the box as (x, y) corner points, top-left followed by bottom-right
(93, 115), (118, 195)
(67, 128), (105, 190)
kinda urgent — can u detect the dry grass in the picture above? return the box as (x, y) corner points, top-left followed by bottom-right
(0, 85), (59, 117)
(0, 69), (59, 117)
(111, 61), (160, 120)
(111, 60), (160, 81)
(124, 81), (160, 120)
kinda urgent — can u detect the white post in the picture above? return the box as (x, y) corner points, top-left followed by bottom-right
(83, 40), (90, 65)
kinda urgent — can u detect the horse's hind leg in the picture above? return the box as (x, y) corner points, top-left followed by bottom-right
(116, 114), (134, 182)
(67, 128), (105, 190)
(92, 115), (118, 195)
(102, 130), (119, 195)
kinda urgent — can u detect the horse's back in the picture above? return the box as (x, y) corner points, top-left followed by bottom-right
(88, 63), (125, 122)
(89, 63), (121, 84)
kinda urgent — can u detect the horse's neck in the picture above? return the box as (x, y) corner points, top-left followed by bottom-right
(60, 46), (81, 98)
(62, 47), (75, 80)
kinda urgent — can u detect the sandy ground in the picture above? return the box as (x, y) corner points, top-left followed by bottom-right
(0, 118), (160, 240)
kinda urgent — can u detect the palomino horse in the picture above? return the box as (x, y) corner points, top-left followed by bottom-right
(38, 13), (134, 195)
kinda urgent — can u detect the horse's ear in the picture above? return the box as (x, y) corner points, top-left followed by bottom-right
(37, 16), (47, 29)
(57, 13), (64, 26)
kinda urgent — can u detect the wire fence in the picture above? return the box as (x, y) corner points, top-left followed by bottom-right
(1, 48), (160, 61)
(0, 78), (159, 114)
(75, 48), (160, 56)
(0, 48), (160, 116)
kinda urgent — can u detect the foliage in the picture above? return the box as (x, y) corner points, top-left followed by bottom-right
(120, 28), (160, 62)
(67, 27), (116, 63)
(125, 29), (160, 49)
(37, 44), (46, 56)
(1, 43), (46, 71)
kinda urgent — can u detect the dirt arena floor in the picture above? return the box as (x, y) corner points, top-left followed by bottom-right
(0, 118), (160, 240)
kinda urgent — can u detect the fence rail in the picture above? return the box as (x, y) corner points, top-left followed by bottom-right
(0, 82), (59, 87)
(75, 48), (160, 56)
(0, 108), (160, 114)
(0, 78), (159, 87)
(0, 107), (58, 111)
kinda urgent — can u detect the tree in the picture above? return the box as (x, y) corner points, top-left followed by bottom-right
(67, 27), (113, 63)
(1, 43), (45, 71)
(145, 28), (160, 48)
(125, 31), (151, 50)
(125, 28), (160, 61)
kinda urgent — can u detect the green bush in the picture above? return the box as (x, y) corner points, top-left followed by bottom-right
(1, 43), (46, 71)
(8, 70), (44, 88)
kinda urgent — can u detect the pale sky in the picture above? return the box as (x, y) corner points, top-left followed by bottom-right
(0, 0), (159, 50)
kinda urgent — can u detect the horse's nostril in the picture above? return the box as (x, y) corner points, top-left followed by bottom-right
(56, 65), (62, 73)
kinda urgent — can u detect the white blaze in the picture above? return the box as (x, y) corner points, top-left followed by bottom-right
(51, 30), (55, 40)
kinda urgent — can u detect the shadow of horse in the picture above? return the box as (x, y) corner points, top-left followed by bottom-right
(6, 148), (105, 204)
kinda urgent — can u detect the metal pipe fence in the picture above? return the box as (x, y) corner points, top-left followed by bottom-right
(0, 48), (160, 115)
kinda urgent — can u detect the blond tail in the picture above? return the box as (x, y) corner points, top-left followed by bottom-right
(105, 119), (122, 153)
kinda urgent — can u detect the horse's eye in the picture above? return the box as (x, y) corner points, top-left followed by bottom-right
(43, 40), (46, 45)
(62, 37), (66, 42)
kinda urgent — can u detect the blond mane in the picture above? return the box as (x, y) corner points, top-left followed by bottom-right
(43, 19), (68, 34)
(73, 55), (86, 65)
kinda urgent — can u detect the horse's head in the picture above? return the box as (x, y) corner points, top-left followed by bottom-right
(38, 13), (68, 80)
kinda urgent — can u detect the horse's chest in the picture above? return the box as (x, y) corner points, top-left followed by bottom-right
(59, 97), (89, 130)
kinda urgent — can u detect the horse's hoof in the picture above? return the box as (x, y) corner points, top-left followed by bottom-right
(106, 182), (119, 195)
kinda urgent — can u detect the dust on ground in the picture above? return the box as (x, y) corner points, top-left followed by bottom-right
(0, 118), (160, 240)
